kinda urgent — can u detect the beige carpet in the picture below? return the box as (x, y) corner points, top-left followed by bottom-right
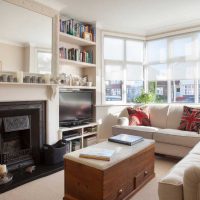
(1, 156), (177, 200)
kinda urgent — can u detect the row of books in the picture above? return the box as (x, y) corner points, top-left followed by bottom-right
(59, 47), (93, 64)
(60, 19), (96, 42)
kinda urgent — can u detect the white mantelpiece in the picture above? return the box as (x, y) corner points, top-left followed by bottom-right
(0, 83), (59, 144)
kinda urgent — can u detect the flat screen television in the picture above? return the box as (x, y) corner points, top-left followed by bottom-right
(59, 90), (93, 127)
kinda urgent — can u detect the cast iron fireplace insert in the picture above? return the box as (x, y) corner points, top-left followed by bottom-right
(0, 101), (46, 171)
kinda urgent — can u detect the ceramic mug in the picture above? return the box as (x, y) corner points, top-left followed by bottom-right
(86, 82), (92, 87)
(2, 74), (8, 82)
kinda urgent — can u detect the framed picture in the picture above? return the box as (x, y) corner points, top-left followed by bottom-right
(83, 32), (92, 41)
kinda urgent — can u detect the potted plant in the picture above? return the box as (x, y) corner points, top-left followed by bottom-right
(134, 90), (155, 104)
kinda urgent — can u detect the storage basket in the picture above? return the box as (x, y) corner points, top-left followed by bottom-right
(43, 140), (68, 165)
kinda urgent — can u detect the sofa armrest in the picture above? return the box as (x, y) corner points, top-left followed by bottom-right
(117, 117), (129, 126)
(184, 165), (200, 200)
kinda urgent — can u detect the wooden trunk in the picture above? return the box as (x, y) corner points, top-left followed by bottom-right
(64, 144), (155, 200)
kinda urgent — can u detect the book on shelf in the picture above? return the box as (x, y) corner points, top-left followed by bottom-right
(108, 134), (144, 146)
(59, 47), (93, 64)
(60, 18), (96, 42)
(79, 148), (115, 161)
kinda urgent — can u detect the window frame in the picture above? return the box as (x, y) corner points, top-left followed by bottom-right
(102, 31), (200, 105)
(102, 33), (145, 105)
(146, 33), (200, 104)
(35, 47), (52, 74)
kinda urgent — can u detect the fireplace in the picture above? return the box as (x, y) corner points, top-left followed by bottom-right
(0, 101), (46, 171)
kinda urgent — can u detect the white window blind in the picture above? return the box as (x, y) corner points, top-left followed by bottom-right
(104, 37), (124, 61)
(105, 63), (123, 80)
(126, 40), (143, 62)
(170, 62), (197, 80)
(147, 39), (167, 63)
(148, 64), (168, 80)
(126, 64), (143, 81)
(169, 36), (197, 60)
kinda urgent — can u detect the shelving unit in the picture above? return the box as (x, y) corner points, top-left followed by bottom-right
(58, 18), (98, 153)
(59, 122), (98, 153)
(58, 17), (96, 88)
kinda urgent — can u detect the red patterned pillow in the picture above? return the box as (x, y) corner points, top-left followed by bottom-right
(178, 106), (200, 132)
(127, 107), (151, 126)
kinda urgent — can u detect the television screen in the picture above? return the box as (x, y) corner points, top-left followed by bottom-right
(59, 90), (93, 123)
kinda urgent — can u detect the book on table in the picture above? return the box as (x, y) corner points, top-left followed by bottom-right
(108, 134), (144, 146)
(79, 148), (115, 161)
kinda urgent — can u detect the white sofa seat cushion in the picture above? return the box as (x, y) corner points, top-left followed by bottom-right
(112, 125), (159, 139)
(159, 153), (200, 200)
(190, 141), (200, 155)
(153, 129), (200, 148)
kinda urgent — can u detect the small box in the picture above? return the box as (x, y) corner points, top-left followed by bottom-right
(84, 136), (97, 147)
(72, 140), (81, 151)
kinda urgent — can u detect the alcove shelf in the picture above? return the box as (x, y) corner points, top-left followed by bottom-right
(59, 32), (96, 46)
(59, 58), (96, 68)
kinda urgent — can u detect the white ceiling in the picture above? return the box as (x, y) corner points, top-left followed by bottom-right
(0, 0), (52, 47)
(35, 0), (200, 36)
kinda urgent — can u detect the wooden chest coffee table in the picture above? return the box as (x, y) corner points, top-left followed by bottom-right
(64, 139), (155, 200)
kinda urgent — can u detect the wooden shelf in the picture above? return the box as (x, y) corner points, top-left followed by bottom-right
(59, 59), (96, 68)
(59, 32), (96, 46)
(59, 85), (96, 90)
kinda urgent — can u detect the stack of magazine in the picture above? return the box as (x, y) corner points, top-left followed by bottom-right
(108, 134), (144, 146)
(79, 148), (115, 161)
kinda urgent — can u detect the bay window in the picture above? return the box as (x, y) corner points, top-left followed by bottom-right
(103, 31), (200, 104)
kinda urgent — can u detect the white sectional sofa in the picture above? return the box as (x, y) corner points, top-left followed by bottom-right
(112, 104), (200, 200)
(112, 104), (200, 157)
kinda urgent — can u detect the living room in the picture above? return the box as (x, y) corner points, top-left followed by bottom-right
(0, 0), (200, 200)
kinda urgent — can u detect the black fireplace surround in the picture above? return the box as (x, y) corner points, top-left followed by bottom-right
(0, 101), (46, 171)
(0, 101), (64, 193)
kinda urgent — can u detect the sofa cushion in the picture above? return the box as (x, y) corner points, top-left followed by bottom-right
(167, 104), (184, 129)
(190, 141), (200, 155)
(153, 129), (200, 148)
(112, 125), (159, 139)
(178, 106), (200, 132)
(159, 153), (200, 200)
(127, 107), (151, 126)
(148, 104), (169, 128)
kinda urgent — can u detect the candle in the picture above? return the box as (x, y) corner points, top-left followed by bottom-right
(16, 71), (23, 83)
(44, 74), (51, 84)
(0, 164), (7, 175)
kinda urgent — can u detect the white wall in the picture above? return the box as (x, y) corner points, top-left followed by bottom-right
(0, 84), (59, 145)
(0, 42), (25, 71)
(96, 105), (128, 139)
